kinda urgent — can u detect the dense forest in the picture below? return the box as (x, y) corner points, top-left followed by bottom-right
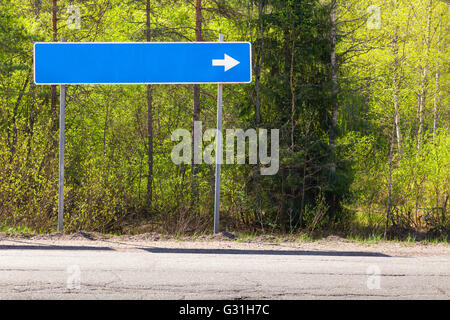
(0, 0), (448, 238)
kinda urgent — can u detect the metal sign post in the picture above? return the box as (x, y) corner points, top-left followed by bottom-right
(58, 37), (66, 232)
(214, 34), (224, 234)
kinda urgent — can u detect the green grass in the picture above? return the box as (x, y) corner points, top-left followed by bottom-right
(235, 231), (258, 240)
(423, 236), (448, 244)
(295, 233), (315, 242)
(406, 233), (416, 243)
(367, 232), (383, 242)
(345, 231), (383, 243)
(0, 222), (33, 234)
(346, 233), (364, 242)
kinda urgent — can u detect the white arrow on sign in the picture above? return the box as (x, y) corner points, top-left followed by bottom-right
(212, 54), (240, 72)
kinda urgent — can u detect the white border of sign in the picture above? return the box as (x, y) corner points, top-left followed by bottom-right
(33, 42), (253, 85)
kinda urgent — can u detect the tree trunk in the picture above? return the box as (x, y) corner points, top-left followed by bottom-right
(146, 0), (153, 209)
(254, 0), (263, 125)
(328, 0), (339, 217)
(299, 161), (306, 228)
(385, 122), (395, 239)
(392, 25), (402, 153)
(290, 17), (296, 150)
(329, 0), (338, 178)
(50, 0), (58, 143)
(417, 0), (433, 150)
(433, 70), (439, 138)
(10, 75), (30, 161)
(433, 6), (442, 138)
(191, 0), (203, 209)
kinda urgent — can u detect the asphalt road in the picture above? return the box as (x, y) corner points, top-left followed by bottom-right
(0, 238), (449, 299)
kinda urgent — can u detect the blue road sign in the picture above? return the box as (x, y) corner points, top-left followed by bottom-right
(34, 42), (252, 85)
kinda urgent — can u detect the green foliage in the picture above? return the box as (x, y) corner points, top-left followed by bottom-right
(0, 0), (448, 237)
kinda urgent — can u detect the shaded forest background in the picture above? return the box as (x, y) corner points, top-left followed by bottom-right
(0, 0), (448, 238)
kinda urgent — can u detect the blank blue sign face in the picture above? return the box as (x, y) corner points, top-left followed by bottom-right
(34, 42), (252, 84)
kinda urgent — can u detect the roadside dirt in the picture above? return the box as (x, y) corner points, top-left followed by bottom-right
(0, 231), (448, 257)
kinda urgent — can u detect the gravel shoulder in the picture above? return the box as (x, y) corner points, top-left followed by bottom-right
(0, 232), (448, 257)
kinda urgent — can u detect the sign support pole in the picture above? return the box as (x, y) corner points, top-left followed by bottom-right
(214, 34), (224, 234)
(58, 37), (66, 232)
